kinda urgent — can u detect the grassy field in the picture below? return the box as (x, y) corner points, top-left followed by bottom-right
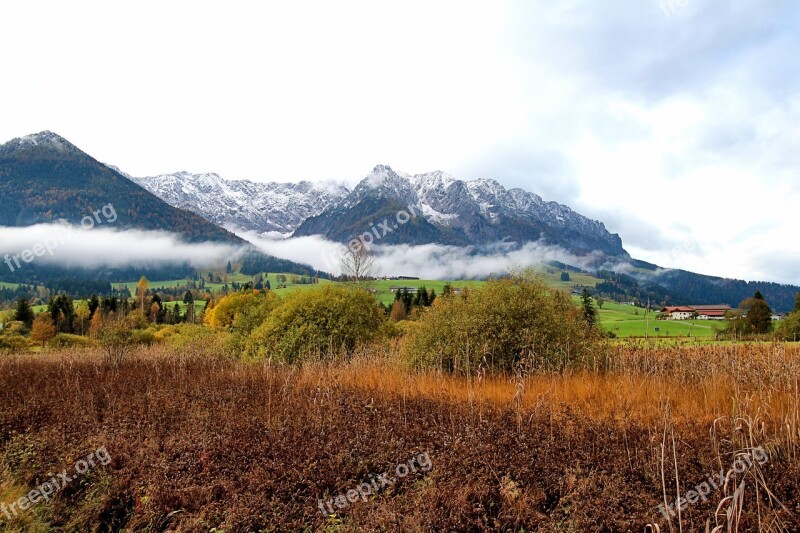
(0, 282), (20, 290)
(369, 279), (485, 305)
(531, 265), (601, 291)
(117, 272), (331, 295)
(157, 300), (208, 314)
(597, 300), (726, 338)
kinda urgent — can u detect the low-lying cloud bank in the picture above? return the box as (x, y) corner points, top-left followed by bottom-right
(0, 223), (244, 271)
(240, 231), (604, 279)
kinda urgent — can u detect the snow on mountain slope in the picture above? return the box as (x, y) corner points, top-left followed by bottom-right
(129, 171), (350, 235)
(126, 163), (625, 256)
(294, 165), (627, 256)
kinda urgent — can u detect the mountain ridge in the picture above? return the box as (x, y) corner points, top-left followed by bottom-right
(131, 171), (350, 235)
(0, 131), (241, 244)
(0, 131), (324, 280)
(131, 163), (627, 257)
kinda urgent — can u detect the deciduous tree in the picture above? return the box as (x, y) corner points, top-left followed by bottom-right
(75, 302), (90, 336)
(339, 241), (377, 285)
(137, 276), (149, 311)
(389, 300), (408, 321)
(30, 313), (56, 348)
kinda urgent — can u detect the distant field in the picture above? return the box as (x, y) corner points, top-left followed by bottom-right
(31, 300), (88, 314)
(118, 279), (192, 294)
(158, 300), (207, 313)
(1, 271), (728, 339)
(531, 266), (601, 291)
(369, 279), (485, 305)
(597, 300), (726, 338)
(117, 272), (331, 295)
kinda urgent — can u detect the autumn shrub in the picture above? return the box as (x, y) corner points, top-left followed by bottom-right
(401, 272), (601, 373)
(244, 285), (386, 362)
(152, 324), (177, 343)
(94, 316), (138, 365)
(2, 321), (28, 336)
(166, 323), (235, 359)
(205, 290), (274, 329)
(0, 333), (30, 353)
(775, 312), (800, 341)
(47, 333), (95, 349)
(129, 327), (157, 346)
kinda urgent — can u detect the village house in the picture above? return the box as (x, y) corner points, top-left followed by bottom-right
(660, 304), (731, 320)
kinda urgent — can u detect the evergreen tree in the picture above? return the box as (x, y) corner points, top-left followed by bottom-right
(226, 261), (233, 274)
(746, 292), (772, 334)
(48, 295), (76, 333)
(414, 286), (428, 307)
(173, 302), (183, 323)
(581, 288), (596, 327)
(88, 294), (100, 319)
(401, 289), (414, 313)
(560, 271), (570, 282)
(441, 283), (453, 297)
(13, 297), (35, 328)
(150, 293), (165, 323)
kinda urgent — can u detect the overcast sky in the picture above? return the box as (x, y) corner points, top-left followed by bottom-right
(1, 1), (798, 284)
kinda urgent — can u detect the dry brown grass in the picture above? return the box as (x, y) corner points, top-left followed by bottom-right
(0, 342), (797, 531)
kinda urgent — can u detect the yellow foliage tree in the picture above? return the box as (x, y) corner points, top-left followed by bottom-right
(89, 311), (104, 337)
(75, 302), (91, 336)
(30, 313), (57, 348)
(136, 276), (149, 311)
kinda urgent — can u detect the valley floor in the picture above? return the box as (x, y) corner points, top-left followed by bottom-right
(0, 343), (798, 531)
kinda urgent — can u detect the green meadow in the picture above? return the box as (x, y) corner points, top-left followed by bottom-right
(597, 300), (725, 338)
(4, 270), (728, 339)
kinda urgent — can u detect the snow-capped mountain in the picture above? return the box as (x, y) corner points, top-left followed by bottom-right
(295, 165), (628, 257)
(127, 164), (626, 257)
(130, 172), (350, 235)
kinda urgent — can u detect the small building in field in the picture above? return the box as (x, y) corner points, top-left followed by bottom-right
(661, 304), (731, 320)
(390, 286), (419, 294)
(662, 306), (695, 320)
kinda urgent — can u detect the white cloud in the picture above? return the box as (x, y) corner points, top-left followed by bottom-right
(0, 224), (243, 271)
(243, 231), (600, 280)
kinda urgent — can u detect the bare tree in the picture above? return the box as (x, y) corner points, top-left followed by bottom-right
(340, 240), (378, 284)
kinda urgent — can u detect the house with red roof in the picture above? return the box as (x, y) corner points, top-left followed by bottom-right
(660, 304), (731, 320)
